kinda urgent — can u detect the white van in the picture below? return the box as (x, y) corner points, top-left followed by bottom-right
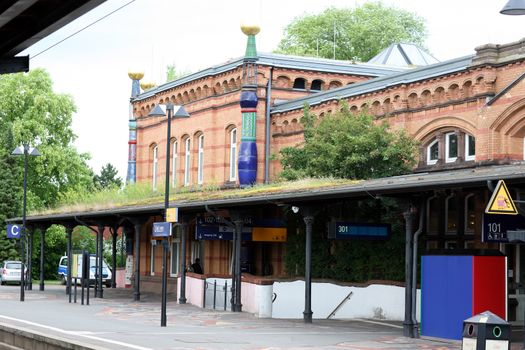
(58, 255), (112, 287)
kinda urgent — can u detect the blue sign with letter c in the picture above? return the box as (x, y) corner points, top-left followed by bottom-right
(6, 224), (22, 239)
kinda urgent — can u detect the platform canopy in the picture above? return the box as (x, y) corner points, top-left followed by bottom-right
(0, 0), (106, 73)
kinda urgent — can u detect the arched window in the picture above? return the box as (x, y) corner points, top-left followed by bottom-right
(427, 139), (439, 165)
(171, 140), (178, 187)
(151, 144), (158, 191)
(293, 78), (306, 90)
(310, 79), (323, 91)
(197, 134), (204, 185)
(184, 137), (191, 186)
(445, 132), (458, 163)
(465, 134), (475, 161)
(229, 128), (237, 181)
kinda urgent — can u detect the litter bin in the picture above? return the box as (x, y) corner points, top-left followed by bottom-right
(462, 311), (510, 350)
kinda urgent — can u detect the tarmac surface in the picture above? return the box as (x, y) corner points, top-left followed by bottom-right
(0, 283), (465, 350)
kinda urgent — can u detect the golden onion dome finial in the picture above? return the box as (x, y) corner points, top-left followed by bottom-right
(241, 25), (260, 36)
(140, 81), (156, 91)
(128, 71), (144, 80)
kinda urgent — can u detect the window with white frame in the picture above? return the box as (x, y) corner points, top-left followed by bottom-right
(445, 133), (458, 163)
(197, 135), (204, 184)
(170, 240), (180, 277)
(152, 145), (158, 191)
(184, 138), (191, 186)
(426, 139), (438, 165)
(465, 135), (475, 161)
(425, 131), (476, 166)
(229, 128), (237, 181)
(172, 140), (178, 186)
(150, 241), (158, 276)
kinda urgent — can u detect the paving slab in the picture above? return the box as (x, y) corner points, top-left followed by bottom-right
(0, 284), (464, 349)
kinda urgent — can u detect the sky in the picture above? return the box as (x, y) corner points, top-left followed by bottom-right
(19, 0), (525, 179)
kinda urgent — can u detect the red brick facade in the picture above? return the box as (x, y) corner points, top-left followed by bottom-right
(130, 39), (525, 276)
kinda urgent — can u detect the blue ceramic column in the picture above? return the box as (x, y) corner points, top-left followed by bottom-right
(126, 71), (143, 184)
(238, 25), (260, 186)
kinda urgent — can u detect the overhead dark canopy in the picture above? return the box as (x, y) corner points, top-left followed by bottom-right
(0, 0), (106, 73)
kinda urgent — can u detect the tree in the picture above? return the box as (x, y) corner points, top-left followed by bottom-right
(94, 163), (122, 190)
(0, 124), (22, 262)
(166, 64), (191, 82)
(0, 69), (95, 269)
(0, 68), (94, 210)
(275, 2), (427, 62)
(279, 103), (418, 180)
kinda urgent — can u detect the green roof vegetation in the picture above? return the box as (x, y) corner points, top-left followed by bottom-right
(36, 178), (360, 216)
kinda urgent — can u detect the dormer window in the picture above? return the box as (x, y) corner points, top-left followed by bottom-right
(427, 139), (438, 165)
(465, 134), (475, 161)
(424, 130), (475, 166)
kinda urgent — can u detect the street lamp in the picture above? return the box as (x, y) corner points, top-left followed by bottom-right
(148, 103), (189, 327)
(500, 0), (525, 15)
(12, 145), (40, 302)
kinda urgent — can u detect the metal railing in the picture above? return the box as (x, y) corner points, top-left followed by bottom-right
(203, 279), (232, 311)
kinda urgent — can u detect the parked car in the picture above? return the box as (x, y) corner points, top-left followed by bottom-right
(58, 255), (112, 287)
(1, 261), (27, 285)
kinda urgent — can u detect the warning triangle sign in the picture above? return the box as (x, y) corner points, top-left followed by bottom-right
(485, 180), (518, 215)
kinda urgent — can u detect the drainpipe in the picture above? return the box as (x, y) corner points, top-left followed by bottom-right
(411, 200), (425, 337)
(264, 67), (273, 184)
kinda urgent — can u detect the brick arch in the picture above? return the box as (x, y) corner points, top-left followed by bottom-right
(229, 78), (237, 90)
(371, 100), (381, 115)
(196, 87), (202, 99)
(214, 82), (222, 95)
(383, 98), (393, 114)
(448, 83), (460, 100)
(407, 92), (419, 109)
(183, 91), (190, 103)
(433, 87), (446, 104)
(462, 80), (474, 98)
(413, 116), (477, 142)
(491, 98), (525, 135)
(189, 89), (196, 100)
(176, 93), (183, 105)
(292, 77), (306, 90)
(328, 80), (342, 89)
(222, 80), (229, 92)
(420, 90), (432, 105)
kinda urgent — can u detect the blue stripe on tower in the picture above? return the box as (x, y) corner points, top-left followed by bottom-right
(238, 90), (258, 186)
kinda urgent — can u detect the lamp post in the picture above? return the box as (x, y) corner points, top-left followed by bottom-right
(148, 103), (189, 327)
(12, 145), (40, 302)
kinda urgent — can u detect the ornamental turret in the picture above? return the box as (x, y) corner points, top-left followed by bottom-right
(126, 70), (144, 184)
(237, 25), (260, 186)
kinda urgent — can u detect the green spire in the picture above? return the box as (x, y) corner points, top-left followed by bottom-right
(245, 35), (257, 60)
(241, 25), (260, 60)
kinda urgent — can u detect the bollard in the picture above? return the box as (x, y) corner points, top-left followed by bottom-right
(462, 311), (510, 350)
